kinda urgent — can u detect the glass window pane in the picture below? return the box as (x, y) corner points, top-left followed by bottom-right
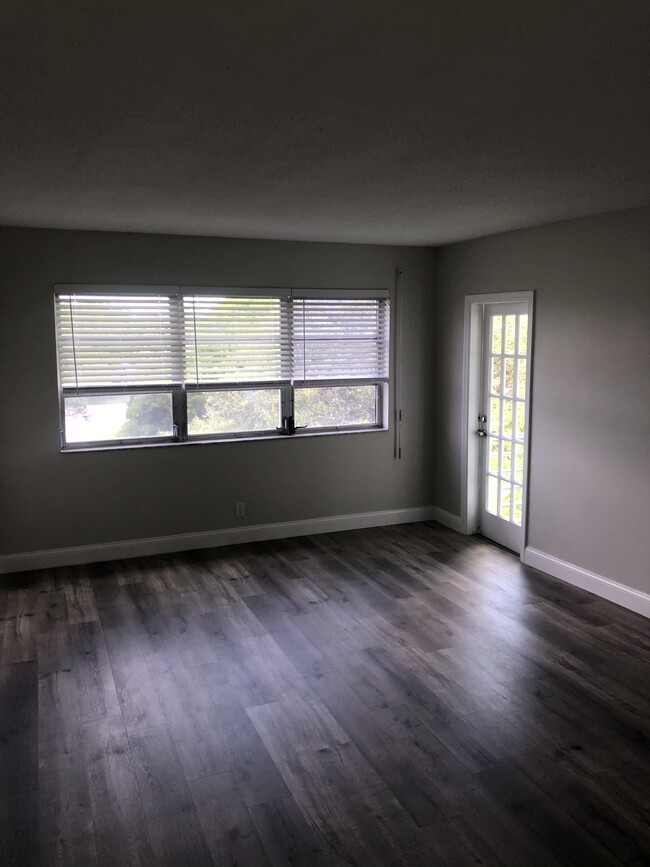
(502, 399), (513, 437)
(64, 393), (173, 443)
(490, 357), (502, 394)
(488, 437), (499, 474)
(487, 476), (498, 515)
(513, 485), (523, 526)
(504, 358), (514, 397)
(516, 401), (525, 441)
(500, 481), (512, 521)
(491, 315), (502, 354)
(187, 389), (280, 435)
(489, 398), (500, 435)
(501, 440), (512, 480)
(294, 385), (377, 428)
(517, 359), (527, 399)
(518, 314), (529, 355)
(515, 443), (525, 484)
(505, 315), (516, 354)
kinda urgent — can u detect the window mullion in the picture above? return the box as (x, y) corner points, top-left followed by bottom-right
(281, 384), (294, 428)
(172, 387), (185, 441)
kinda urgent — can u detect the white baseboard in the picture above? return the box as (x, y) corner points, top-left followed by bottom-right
(0, 506), (438, 574)
(430, 507), (466, 534)
(524, 547), (650, 619)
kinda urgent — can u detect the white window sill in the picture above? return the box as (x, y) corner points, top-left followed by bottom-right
(61, 425), (389, 453)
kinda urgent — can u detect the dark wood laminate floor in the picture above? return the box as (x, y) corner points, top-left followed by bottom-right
(1, 522), (649, 866)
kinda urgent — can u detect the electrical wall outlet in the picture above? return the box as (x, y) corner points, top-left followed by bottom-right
(235, 501), (245, 517)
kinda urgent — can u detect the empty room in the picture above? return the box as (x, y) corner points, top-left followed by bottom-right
(1, 1), (649, 865)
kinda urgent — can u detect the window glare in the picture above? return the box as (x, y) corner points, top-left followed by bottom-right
(64, 394), (173, 443)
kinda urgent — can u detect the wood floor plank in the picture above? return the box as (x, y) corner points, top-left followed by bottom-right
(197, 683), (289, 807)
(227, 632), (309, 707)
(511, 747), (650, 865)
(93, 579), (143, 630)
(505, 673), (650, 780)
(249, 795), (341, 867)
(163, 613), (220, 667)
(270, 626), (333, 677)
(413, 814), (503, 867)
(81, 714), (156, 866)
(189, 771), (271, 866)
(38, 667), (83, 774)
(243, 592), (297, 632)
(461, 781), (567, 867)
(69, 621), (121, 723)
(102, 626), (166, 733)
(39, 766), (96, 867)
(307, 668), (474, 827)
(200, 599), (269, 642)
(2, 589), (39, 664)
(476, 762), (624, 867)
(333, 648), (406, 711)
(36, 590), (68, 637)
(251, 719), (414, 849)
(146, 651), (231, 782)
(550, 651), (650, 732)
(64, 567), (99, 625)
(203, 551), (265, 598)
(216, 702), (293, 806)
(0, 788), (40, 867)
(128, 724), (213, 865)
(0, 661), (38, 799)
(291, 601), (377, 667)
(247, 694), (350, 756)
(269, 739), (421, 864)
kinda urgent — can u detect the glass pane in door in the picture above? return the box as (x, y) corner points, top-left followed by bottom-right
(485, 311), (528, 520)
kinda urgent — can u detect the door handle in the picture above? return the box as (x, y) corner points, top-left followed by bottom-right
(477, 429), (487, 437)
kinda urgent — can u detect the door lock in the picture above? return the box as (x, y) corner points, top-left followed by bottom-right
(478, 414), (487, 423)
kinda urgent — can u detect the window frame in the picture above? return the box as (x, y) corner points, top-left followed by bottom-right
(54, 285), (390, 450)
(292, 380), (384, 434)
(59, 385), (182, 449)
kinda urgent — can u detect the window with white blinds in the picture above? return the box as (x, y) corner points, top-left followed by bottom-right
(54, 286), (390, 447)
(291, 296), (389, 383)
(183, 294), (292, 385)
(56, 293), (183, 388)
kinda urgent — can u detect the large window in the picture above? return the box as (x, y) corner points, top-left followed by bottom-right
(54, 286), (390, 448)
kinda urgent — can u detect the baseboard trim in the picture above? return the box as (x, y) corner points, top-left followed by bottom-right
(524, 547), (650, 619)
(430, 507), (466, 534)
(0, 506), (438, 574)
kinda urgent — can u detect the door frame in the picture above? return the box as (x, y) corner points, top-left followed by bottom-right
(460, 291), (535, 559)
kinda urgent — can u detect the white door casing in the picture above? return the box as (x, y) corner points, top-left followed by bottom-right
(461, 292), (535, 557)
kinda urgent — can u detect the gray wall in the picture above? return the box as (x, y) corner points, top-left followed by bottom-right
(0, 228), (436, 556)
(434, 206), (650, 595)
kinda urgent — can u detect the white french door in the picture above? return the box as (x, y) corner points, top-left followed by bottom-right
(478, 302), (531, 552)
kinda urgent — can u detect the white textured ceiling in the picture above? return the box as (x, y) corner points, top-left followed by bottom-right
(1, 1), (649, 245)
